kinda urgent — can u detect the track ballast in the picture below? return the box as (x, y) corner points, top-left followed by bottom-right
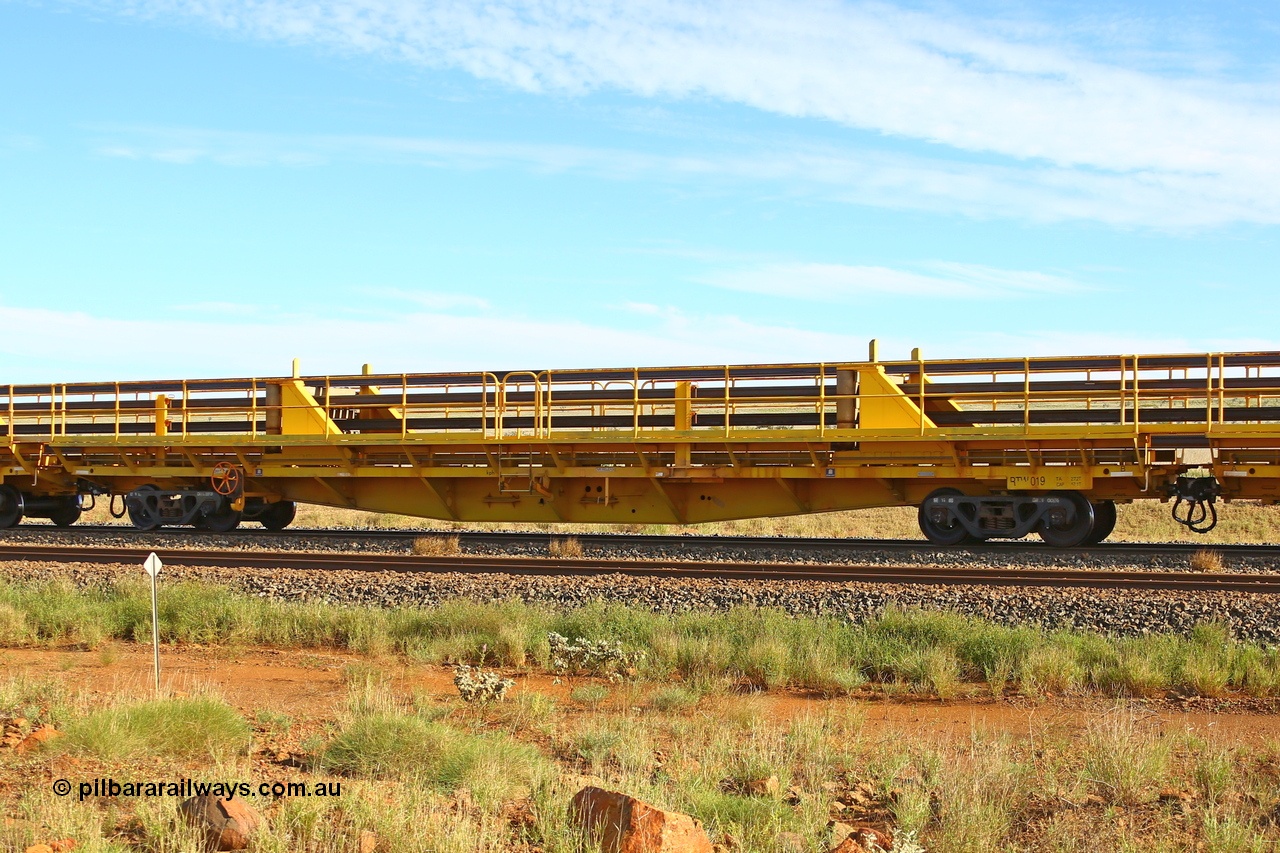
(3, 543), (1279, 594)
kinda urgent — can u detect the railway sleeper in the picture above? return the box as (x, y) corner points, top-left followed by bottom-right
(918, 488), (1107, 548)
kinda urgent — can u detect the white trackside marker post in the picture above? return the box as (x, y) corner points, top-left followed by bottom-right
(143, 552), (163, 695)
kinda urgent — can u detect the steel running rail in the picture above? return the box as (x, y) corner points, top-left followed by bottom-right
(3, 544), (1280, 593)
(8, 525), (1280, 562)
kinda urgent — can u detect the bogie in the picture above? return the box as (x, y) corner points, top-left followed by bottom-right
(917, 489), (1107, 548)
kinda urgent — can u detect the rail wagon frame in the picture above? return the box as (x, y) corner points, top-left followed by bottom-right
(3, 342), (1279, 546)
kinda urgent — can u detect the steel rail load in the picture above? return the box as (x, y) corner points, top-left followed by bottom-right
(4, 342), (1280, 546)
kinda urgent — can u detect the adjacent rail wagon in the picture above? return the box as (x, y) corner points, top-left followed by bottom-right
(4, 343), (1280, 547)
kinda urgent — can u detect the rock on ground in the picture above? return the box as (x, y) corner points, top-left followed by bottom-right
(178, 795), (263, 851)
(570, 786), (713, 853)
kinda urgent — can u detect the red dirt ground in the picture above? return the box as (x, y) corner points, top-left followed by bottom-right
(2, 643), (1276, 747)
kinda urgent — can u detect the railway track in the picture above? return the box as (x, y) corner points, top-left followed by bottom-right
(3, 543), (1279, 593)
(4, 523), (1280, 562)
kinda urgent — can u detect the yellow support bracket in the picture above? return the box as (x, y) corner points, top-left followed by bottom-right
(275, 380), (341, 437)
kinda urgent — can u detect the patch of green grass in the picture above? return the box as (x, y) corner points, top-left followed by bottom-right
(573, 725), (621, 769)
(649, 686), (700, 712)
(0, 674), (73, 728)
(570, 684), (609, 710)
(254, 708), (294, 735)
(4, 579), (1280, 701)
(321, 712), (550, 805)
(1082, 712), (1171, 805)
(64, 696), (252, 760)
(0, 602), (33, 645)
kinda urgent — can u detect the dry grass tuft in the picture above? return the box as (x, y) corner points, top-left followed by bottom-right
(1191, 549), (1224, 572)
(548, 537), (584, 559)
(411, 534), (460, 556)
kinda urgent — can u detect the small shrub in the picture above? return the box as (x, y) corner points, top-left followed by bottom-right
(412, 534), (461, 556)
(547, 632), (644, 680)
(1191, 549), (1224, 572)
(570, 684), (609, 709)
(453, 665), (514, 703)
(548, 537), (584, 558)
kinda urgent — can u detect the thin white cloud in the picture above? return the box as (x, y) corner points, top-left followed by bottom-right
(2, 301), (1268, 384)
(0, 302), (871, 382)
(371, 287), (491, 312)
(67, 0), (1280, 226)
(699, 261), (1086, 300)
(0, 133), (39, 153)
(89, 125), (1280, 227)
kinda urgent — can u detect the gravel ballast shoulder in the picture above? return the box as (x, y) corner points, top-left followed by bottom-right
(8, 559), (1280, 644)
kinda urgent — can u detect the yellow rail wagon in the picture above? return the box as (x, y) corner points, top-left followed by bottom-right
(3, 343), (1278, 546)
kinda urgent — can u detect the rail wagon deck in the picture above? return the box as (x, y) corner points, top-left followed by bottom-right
(4, 342), (1279, 546)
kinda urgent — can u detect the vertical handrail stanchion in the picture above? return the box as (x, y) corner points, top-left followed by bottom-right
(1218, 354), (1226, 424)
(917, 353), (926, 435)
(323, 377), (332, 428)
(113, 383), (120, 439)
(541, 371), (552, 438)
(818, 364), (826, 438)
(1133, 355), (1141, 432)
(632, 369), (640, 438)
(1119, 357), (1128, 426)
(250, 379), (258, 439)
(724, 365), (731, 439)
(401, 374), (408, 440)
(1205, 354), (1213, 430)
(181, 380), (189, 439)
(1023, 359), (1031, 433)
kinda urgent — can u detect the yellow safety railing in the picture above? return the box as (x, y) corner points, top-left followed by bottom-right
(4, 351), (1280, 446)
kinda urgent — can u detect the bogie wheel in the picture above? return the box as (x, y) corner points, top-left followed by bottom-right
(126, 485), (162, 532)
(259, 501), (296, 531)
(49, 499), (82, 527)
(0, 485), (23, 529)
(1038, 491), (1096, 548)
(201, 507), (242, 534)
(1084, 500), (1117, 545)
(917, 488), (975, 546)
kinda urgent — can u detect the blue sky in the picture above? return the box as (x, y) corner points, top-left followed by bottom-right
(3, 0), (1280, 382)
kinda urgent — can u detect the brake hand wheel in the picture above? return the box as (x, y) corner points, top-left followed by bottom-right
(210, 462), (244, 496)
